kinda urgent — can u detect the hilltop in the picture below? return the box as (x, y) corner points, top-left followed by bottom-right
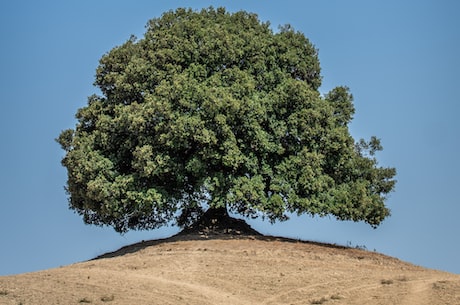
(1, 231), (459, 305)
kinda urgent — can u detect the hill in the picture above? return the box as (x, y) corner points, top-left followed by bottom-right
(1, 233), (459, 305)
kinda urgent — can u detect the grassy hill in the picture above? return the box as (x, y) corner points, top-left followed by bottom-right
(1, 233), (459, 305)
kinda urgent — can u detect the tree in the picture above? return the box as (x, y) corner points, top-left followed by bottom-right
(57, 7), (396, 233)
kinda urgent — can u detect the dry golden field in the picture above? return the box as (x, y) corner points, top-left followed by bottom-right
(1, 233), (459, 305)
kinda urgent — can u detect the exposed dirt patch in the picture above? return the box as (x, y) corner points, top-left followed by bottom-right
(1, 233), (459, 305)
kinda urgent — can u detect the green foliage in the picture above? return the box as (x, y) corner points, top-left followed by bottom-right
(57, 7), (396, 233)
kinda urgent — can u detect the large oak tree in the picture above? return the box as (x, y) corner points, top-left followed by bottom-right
(57, 7), (396, 233)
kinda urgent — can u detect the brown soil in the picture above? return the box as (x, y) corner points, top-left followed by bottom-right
(1, 221), (459, 304)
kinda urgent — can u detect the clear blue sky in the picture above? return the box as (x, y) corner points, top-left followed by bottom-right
(1, 0), (459, 275)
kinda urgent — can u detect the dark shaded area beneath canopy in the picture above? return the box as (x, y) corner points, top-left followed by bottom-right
(177, 207), (262, 237)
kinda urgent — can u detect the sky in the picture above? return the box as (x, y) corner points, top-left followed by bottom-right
(1, 0), (459, 276)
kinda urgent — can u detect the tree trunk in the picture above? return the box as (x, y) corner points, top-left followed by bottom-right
(178, 206), (261, 236)
(203, 206), (229, 222)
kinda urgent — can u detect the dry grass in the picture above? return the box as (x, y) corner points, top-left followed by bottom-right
(101, 295), (115, 302)
(381, 279), (394, 285)
(310, 296), (328, 304)
(1, 234), (459, 305)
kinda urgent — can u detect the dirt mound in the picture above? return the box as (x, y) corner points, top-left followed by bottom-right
(1, 235), (459, 305)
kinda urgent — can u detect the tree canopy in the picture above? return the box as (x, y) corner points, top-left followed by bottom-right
(57, 7), (396, 233)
